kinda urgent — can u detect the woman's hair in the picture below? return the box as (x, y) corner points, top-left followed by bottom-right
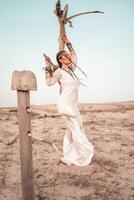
(56, 50), (67, 68)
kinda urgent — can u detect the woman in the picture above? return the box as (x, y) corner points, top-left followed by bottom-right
(44, 35), (94, 166)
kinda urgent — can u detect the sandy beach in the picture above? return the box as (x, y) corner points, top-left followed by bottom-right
(0, 101), (134, 200)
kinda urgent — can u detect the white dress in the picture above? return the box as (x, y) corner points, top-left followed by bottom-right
(46, 57), (94, 166)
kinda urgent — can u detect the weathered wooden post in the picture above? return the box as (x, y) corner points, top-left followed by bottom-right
(11, 70), (37, 200)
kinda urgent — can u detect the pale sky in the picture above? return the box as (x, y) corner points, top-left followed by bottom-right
(0, 0), (134, 107)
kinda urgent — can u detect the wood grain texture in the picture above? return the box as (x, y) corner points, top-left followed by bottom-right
(11, 70), (37, 91)
(17, 91), (34, 200)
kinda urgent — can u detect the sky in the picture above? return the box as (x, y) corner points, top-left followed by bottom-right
(0, 0), (134, 107)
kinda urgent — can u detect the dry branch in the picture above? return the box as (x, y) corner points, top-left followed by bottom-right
(32, 137), (62, 155)
(27, 108), (76, 118)
(67, 11), (104, 22)
(54, 0), (104, 50)
(0, 133), (62, 155)
(9, 107), (77, 118)
(61, 4), (68, 23)
(9, 108), (18, 112)
(0, 134), (19, 146)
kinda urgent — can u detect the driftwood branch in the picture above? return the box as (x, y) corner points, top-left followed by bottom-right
(0, 134), (19, 146)
(54, 0), (104, 49)
(0, 134), (62, 155)
(27, 108), (76, 118)
(32, 137), (62, 155)
(9, 107), (76, 118)
(54, 0), (66, 50)
(9, 108), (18, 112)
(61, 4), (68, 23)
(67, 11), (104, 22)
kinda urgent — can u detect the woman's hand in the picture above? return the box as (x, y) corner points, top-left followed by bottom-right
(44, 58), (52, 77)
(62, 34), (70, 44)
(44, 54), (51, 68)
(45, 58), (50, 66)
(44, 54), (50, 63)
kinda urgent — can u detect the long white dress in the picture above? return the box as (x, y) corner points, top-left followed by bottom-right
(46, 57), (94, 166)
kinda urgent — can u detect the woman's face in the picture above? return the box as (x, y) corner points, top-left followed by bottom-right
(59, 52), (71, 65)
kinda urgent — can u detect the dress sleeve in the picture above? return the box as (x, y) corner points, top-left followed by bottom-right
(71, 54), (78, 71)
(46, 68), (61, 86)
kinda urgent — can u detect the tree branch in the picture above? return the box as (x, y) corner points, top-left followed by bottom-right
(27, 108), (77, 118)
(61, 4), (68, 23)
(67, 11), (104, 22)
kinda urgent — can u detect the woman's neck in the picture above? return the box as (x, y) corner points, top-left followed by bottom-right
(61, 63), (69, 70)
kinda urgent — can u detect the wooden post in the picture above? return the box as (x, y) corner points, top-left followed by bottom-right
(11, 70), (37, 200)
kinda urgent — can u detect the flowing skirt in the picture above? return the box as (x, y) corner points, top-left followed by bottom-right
(57, 99), (94, 166)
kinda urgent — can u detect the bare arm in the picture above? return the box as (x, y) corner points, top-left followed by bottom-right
(62, 34), (78, 70)
(62, 34), (76, 56)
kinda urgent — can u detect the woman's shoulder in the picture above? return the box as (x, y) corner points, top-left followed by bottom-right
(53, 66), (62, 77)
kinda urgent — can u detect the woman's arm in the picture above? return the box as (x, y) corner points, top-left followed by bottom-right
(62, 34), (78, 69)
(62, 35), (76, 56)
(45, 58), (61, 86)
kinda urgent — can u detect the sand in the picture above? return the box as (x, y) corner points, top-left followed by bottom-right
(0, 101), (134, 200)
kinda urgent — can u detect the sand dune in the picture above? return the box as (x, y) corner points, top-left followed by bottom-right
(0, 101), (134, 200)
